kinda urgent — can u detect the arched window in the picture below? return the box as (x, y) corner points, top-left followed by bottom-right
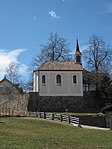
(42, 75), (46, 84)
(73, 75), (77, 83)
(56, 74), (61, 86)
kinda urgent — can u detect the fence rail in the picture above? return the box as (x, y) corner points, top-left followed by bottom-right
(0, 109), (80, 127)
(70, 116), (79, 125)
(45, 113), (53, 120)
(54, 113), (61, 121)
(35, 112), (80, 126)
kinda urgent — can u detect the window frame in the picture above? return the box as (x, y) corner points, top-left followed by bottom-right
(42, 75), (46, 86)
(72, 75), (77, 85)
(56, 74), (62, 86)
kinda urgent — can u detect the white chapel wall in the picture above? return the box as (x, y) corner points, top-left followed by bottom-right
(38, 71), (83, 96)
(33, 72), (38, 92)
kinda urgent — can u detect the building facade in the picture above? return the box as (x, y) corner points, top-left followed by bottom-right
(33, 39), (83, 96)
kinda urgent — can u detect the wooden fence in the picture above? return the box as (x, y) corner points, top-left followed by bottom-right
(28, 112), (80, 126)
(0, 109), (80, 127)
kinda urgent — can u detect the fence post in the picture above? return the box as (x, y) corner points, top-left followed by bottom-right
(52, 113), (54, 120)
(68, 115), (71, 124)
(78, 118), (80, 127)
(60, 114), (62, 122)
(37, 111), (39, 117)
(36, 111), (38, 117)
(39, 112), (41, 118)
(44, 112), (46, 119)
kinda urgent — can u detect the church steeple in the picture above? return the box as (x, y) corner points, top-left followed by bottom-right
(76, 39), (80, 52)
(74, 39), (82, 64)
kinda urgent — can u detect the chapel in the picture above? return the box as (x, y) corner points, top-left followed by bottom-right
(33, 39), (83, 96)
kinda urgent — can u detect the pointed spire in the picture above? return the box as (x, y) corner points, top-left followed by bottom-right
(76, 39), (80, 52)
(74, 38), (82, 65)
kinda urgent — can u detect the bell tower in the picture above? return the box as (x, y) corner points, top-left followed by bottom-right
(74, 39), (82, 65)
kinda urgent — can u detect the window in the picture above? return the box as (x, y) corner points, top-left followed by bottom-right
(73, 75), (77, 84)
(76, 55), (81, 63)
(42, 75), (46, 85)
(56, 74), (61, 86)
(83, 84), (90, 91)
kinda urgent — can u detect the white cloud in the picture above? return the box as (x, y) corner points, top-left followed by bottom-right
(0, 49), (28, 80)
(48, 11), (60, 19)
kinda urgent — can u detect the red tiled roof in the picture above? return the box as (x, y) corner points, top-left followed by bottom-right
(34, 61), (83, 71)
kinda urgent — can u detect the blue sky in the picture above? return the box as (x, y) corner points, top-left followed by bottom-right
(0, 0), (112, 80)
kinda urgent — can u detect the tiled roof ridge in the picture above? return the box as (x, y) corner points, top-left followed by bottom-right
(36, 61), (83, 71)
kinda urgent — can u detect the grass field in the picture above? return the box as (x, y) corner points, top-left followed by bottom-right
(0, 117), (112, 149)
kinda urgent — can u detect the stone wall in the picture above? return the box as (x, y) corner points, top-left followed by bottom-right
(28, 91), (107, 113)
(79, 115), (106, 128)
(0, 91), (110, 114)
(0, 93), (29, 113)
(27, 92), (39, 112)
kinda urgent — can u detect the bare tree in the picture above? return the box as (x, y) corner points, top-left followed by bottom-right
(33, 33), (72, 68)
(83, 34), (112, 90)
(83, 34), (112, 73)
(6, 62), (21, 84)
(27, 33), (72, 91)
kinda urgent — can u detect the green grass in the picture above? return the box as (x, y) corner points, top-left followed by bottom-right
(0, 117), (112, 149)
